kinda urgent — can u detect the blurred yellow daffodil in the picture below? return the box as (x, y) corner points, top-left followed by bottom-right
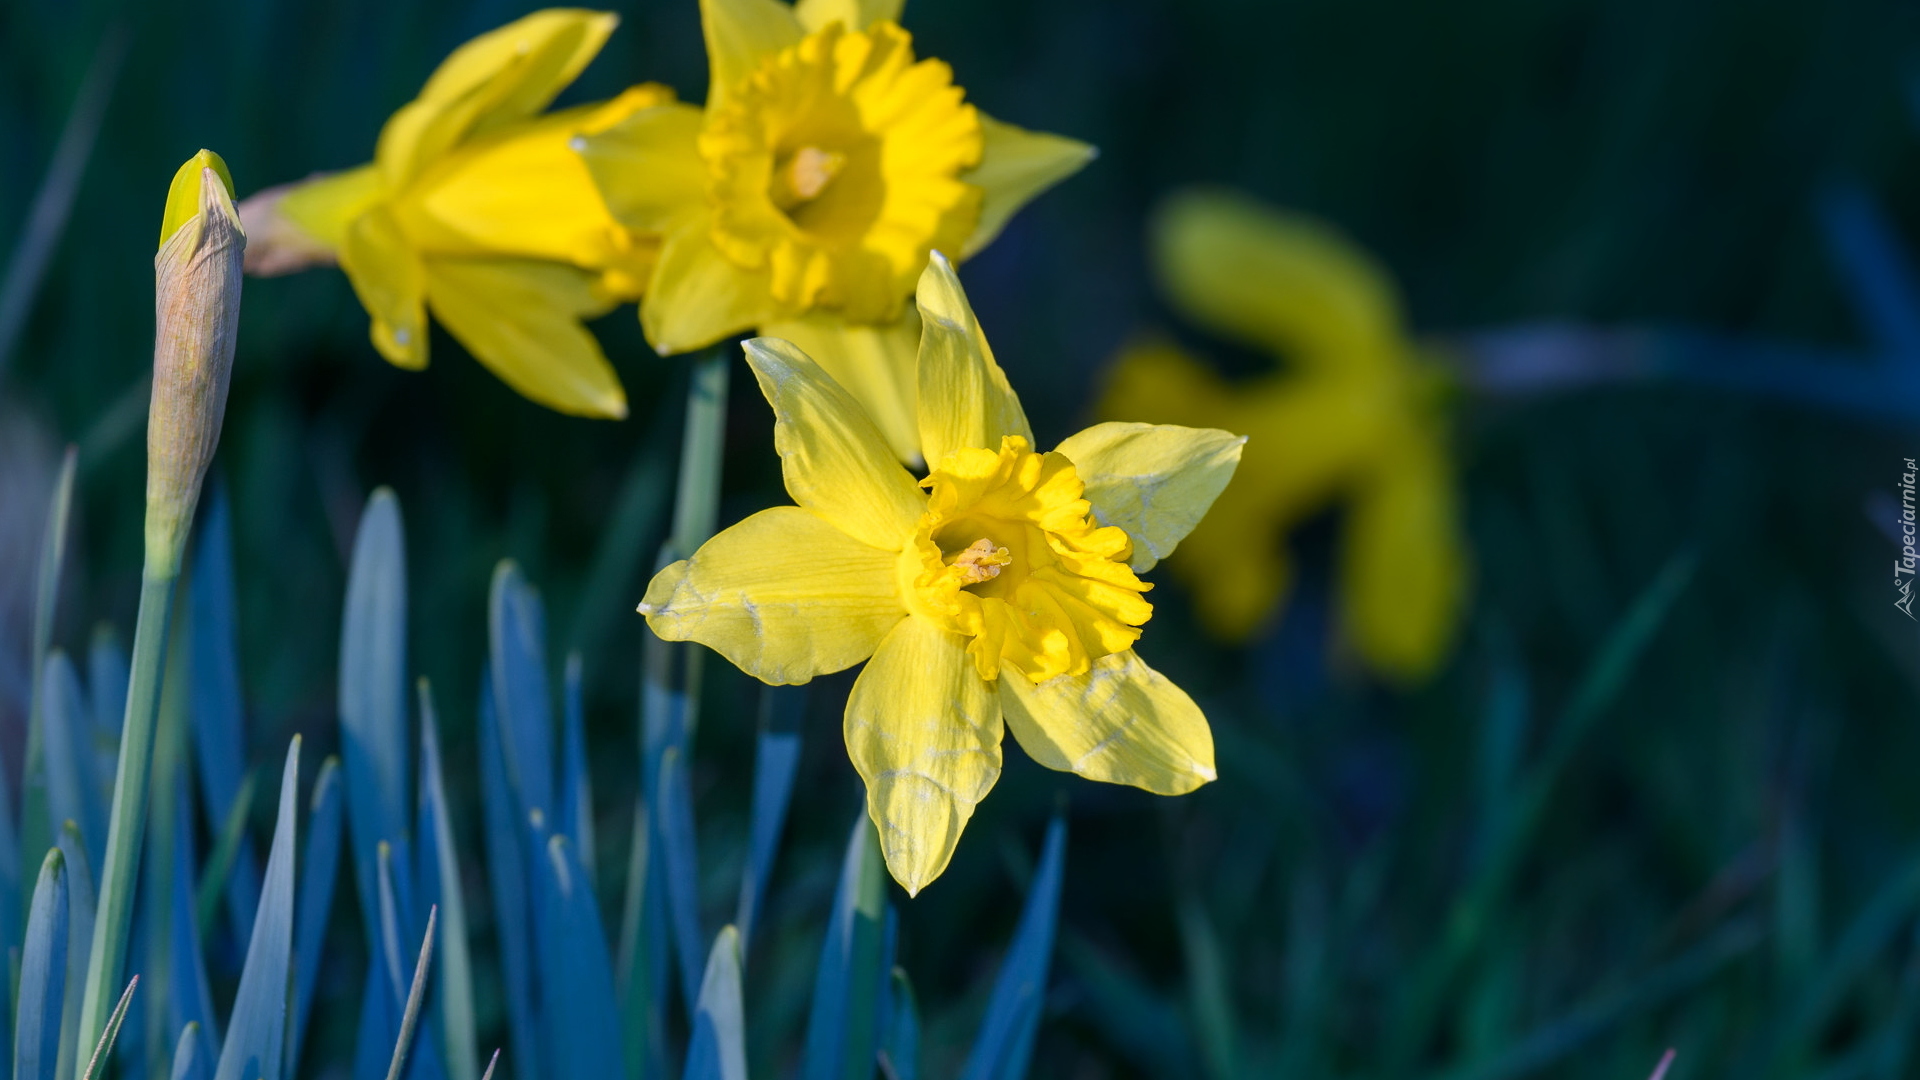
(241, 9), (672, 418)
(1100, 188), (1468, 682)
(580, 0), (1093, 460)
(640, 253), (1242, 893)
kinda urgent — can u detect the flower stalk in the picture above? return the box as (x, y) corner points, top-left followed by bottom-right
(74, 149), (244, 1076)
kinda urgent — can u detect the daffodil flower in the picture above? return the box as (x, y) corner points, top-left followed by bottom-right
(241, 10), (673, 418)
(581, 0), (1093, 460)
(640, 253), (1242, 893)
(1100, 188), (1468, 681)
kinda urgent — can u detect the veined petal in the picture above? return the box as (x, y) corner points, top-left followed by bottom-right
(377, 11), (618, 190)
(275, 165), (383, 252)
(338, 207), (429, 370)
(962, 116), (1095, 258)
(793, 0), (903, 33)
(846, 616), (1002, 895)
(762, 310), (923, 466)
(424, 258), (627, 418)
(641, 506), (906, 684)
(1000, 649), (1215, 795)
(642, 220), (779, 354)
(578, 101), (709, 234)
(1340, 424), (1466, 681)
(701, 0), (804, 110)
(1055, 422), (1245, 572)
(915, 251), (1032, 464)
(742, 337), (925, 547)
(1155, 188), (1404, 377)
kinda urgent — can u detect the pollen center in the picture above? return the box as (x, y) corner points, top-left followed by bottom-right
(947, 537), (1011, 585)
(904, 436), (1152, 683)
(698, 21), (985, 320)
(771, 146), (847, 208)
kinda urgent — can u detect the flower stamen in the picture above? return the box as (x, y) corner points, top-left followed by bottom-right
(771, 146), (847, 209)
(947, 537), (1011, 585)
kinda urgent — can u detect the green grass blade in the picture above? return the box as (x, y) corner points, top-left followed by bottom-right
(213, 738), (300, 1080)
(339, 489), (412, 938)
(169, 1023), (211, 1080)
(382, 907), (436, 1080)
(193, 769), (256, 938)
(533, 835), (623, 1080)
(290, 757), (343, 1073)
(683, 927), (745, 1080)
(735, 686), (802, 951)
(80, 977), (135, 1080)
(17, 848), (68, 1080)
(960, 816), (1067, 1080)
(23, 445), (77, 919)
(416, 684), (476, 1080)
(53, 824), (96, 1080)
(801, 814), (888, 1080)
(878, 970), (919, 1080)
(657, 747), (704, 1012)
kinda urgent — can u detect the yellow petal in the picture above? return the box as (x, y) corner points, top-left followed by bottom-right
(741, 337), (925, 548)
(1339, 424), (1466, 681)
(845, 616), (1002, 895)
(793, 0), (903, 32)
(337, 207), (429, 370)
(701, 0), (803, 110)
(1155, 188), (1404, 377)
(273, 165), (384, 252)
(379, 10), (618, 189)
(762, 310), (923, 466)
(578, 101), (710, 233)
(398, 86), (674, 268)
(642, 221), (778, 354)
(159, 149), (235, 249)
(1000, 649), (1215, 794)
(962, 116), (1095, 259)
(423, 258), (627, 418)
(914, 251), (1031, 464)
(641, 506), (906, 684)
(1054, 422), (1245, 573)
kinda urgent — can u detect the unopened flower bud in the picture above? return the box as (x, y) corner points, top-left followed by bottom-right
(146, 149), (245, 573)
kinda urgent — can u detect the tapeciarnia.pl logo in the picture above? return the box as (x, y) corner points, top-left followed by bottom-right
(1898, 458), (1918, 619)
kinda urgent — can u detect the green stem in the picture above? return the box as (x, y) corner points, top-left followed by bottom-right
(73, 568), (175, 1080)
(669, 349), (730, 563)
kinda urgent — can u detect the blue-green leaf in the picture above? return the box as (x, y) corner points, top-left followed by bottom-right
(186, 481), (262, 945)
(960, 816), (1066, 1080)
(22, 446), (76, 903)
(16, 847), (68, 1080)
(85, 626), (125, 783)
(415, 686), (476, 1080)
(214, 737), (299, 1080)
(878, 970), (919, 1080)
(55, 823), (98, 1080)
(534, 834), (623, 1080)
(801, 814), (888, 1080)
(488, 562), (554, 821)
(682, 927), (744, 1080)
(735, 687), (802, 949)
(167, 790), (218, 1048)
(477, 678), (536, 1080)
(558, 653), (595, 885)
(290, 757), (343, 1073)
(41, 652), (103, 859)
(170, 1022), (211, 1080)
(657, 747), (703, 1011)
(339, 489), (412, 938)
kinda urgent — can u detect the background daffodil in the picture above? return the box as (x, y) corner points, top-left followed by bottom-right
(640, 253), (1243, 894)
(1100, 187), (1469, 682)
(581, 0), (1094, 461)
(239, 9), (671, 418)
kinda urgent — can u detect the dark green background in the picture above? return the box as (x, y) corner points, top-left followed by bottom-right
(5, 0), (1920, 1075)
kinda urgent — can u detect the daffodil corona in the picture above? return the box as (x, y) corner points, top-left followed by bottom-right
(1101, 188), (1468, 681)
(240, 10), (669, 418)
(640, 253), (1243, 893)
(582, 0), (1093, 461)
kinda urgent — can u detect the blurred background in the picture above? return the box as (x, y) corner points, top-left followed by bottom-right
(5, 0), (1920, 1076)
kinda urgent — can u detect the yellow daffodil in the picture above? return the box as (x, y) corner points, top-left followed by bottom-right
(640, 253), (1242, 893)
(580, 0), (1093, 460)
(1100, 188), (1468, 682)
(240, 9), (674, 418)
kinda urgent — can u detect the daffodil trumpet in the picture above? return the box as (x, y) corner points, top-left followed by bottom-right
(640, 252), (1243, 894)
(1100, 188), (1469, 682)
(581, 0), (1095, 462)
(239, 9), (670, 419)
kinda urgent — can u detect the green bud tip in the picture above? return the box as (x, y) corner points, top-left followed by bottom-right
(159, 149), (235, 250)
